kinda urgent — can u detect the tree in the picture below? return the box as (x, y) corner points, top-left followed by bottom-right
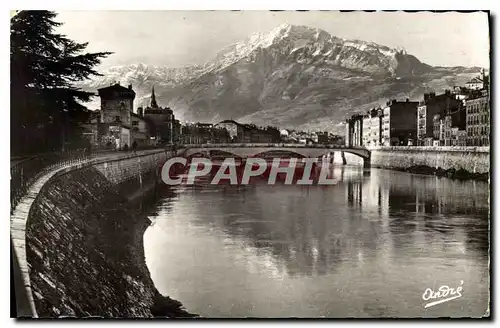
(11, 11), (111, 155)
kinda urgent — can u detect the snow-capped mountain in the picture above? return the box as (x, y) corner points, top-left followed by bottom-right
(194, 24), (430, 77)
(79, 24), (482, 131)
(76, 63), (205, 108)
(81, 63), (197, 89)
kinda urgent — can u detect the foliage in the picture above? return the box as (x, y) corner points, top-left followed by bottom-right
(11, 10), (111, 155)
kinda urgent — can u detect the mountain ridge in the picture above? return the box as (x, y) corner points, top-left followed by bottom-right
(78, 24), (483, 133)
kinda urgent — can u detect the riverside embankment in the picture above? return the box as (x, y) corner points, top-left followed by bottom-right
(345, 146), (490, 180)
(19, 150), (195, 318)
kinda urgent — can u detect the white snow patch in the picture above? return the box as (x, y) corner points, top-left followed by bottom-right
(290, 45), (305, 54)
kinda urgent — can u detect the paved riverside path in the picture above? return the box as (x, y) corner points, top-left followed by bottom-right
(10, 149), (165, 318)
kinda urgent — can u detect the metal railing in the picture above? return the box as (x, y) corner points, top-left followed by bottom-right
(10, 145), (183, 213)
(10, 149), (92, 214)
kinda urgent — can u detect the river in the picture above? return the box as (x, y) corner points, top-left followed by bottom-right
(143, 165), (490, 318)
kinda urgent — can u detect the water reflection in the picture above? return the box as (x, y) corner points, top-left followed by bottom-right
(145, 166), (490, 317)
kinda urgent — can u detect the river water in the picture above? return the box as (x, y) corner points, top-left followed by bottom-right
(143, 165), (490, 318)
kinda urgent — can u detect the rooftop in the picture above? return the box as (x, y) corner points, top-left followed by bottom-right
(217, 119), (242, 125)
(466, 77), (484, 84)
(97, 83), (136, 97)
(144, 107), (173, 114)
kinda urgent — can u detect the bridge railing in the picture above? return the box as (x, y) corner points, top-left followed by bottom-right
(10, 149), (92, 213)
(179, 143), (351, 149)
(10, 145), (174, 213)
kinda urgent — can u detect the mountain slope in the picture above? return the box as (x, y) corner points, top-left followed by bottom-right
(80, 24), (482, 133)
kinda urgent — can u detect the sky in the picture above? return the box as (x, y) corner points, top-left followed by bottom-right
(55, 11), (490, 69)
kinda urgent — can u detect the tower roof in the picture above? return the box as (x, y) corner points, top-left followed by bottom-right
(151, 86), (159, 108)
(97, 83), (135, 99)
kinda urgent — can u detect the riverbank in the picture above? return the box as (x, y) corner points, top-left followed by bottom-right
(376, 164), (490, 181)
(368, 146), (490, 176)
(25, 161), (196, 317)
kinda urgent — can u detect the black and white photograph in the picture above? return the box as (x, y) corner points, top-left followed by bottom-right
(9, 8), (491, 320)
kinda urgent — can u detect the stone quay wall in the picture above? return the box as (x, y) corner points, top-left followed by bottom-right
(342, 146), (490, 174)
(21, 149), (193, 318)
(93, 151), (167, 199)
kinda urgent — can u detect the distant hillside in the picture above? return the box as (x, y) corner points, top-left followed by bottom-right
(78, 24), (483, 134)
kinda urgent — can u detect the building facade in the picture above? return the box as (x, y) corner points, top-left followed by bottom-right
(457, 130), (467, 147)
(431, 109), (467, 147)
(317, 132), (329, 144)
(214, 120), (246, 141)
(345, 94), (480, 148)
(142, 86), (177, 144)
(370, 108), (383, 146)
(80, 111), (101, 147)
(173, 119), (181, 144)
(362, 115), (371, 146)
(143, 107), (175, 143)
(465, 77), (484, 91)
(359, 108), (384, 147)
(416, 91), (461, 146)
(346, 107), (391, 147)
(382, 99), (419, 146)
(97, 83), (136, 149)
(179, 123), (230, 144)
(99, 84), (134, 125)
(345, 121), (352, 147)
(466, 90), (490, 146)
(432, 114), (442, 142)
(179, 123), (204, 144)
(130, 112), (151, 147)
(345, 114), (364, 147)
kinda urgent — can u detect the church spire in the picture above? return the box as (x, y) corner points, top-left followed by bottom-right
(151, 86), (158, 108)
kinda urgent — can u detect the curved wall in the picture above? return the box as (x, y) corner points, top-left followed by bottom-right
(22, 150), (193, 317)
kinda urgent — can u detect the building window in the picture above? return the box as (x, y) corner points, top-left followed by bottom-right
(115, 116), (120, 122)
(132, 121), (139, 126)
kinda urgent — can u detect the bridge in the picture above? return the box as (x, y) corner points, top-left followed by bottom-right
(179, 143), (371, 168)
